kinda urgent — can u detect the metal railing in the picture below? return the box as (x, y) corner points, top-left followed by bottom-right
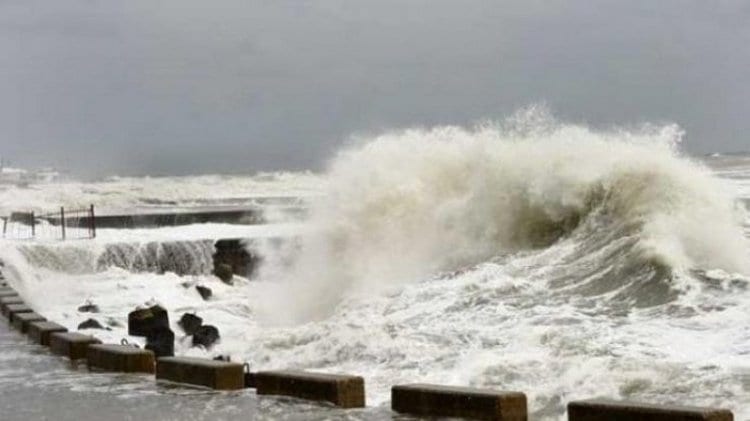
(2, 205), (96, 240)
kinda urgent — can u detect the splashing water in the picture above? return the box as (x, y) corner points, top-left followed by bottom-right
(268, 110), (748, 323)
(2, 110), (749, 419)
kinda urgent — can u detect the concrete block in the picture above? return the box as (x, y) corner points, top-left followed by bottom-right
(0, 296), (24, 315)
(11, 311), (45, 333)
(5, 303), (32, 321)
(255, 370), (366, 408)
(87, 344), (155, 374)
(156, 357), (244, 390)
(49, 332), (101, 360)
(391, 383), (527, 420)
(27, 321), (68, 346)
(0, 288), (17, 298)
(568, 399), (734, 421)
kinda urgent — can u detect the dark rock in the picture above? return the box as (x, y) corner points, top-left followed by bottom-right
(145, 326), (175, 357)
(77, 301), (100, 313)
(213, 355), (231, 362)
(195, 285), (212, 300)
(214, 263), (234, 284)
(192, 325), (220, 349)
(178, 313), (203, 335)
(213, 238), (260, 282)
(128, 305), (169, 337)
(78, 318), (105, 330)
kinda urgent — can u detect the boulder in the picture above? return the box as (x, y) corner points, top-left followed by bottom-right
(128, 305), (169, 337)
(77, 301), (100, 313)
(77, 318), (106, 330)
(213, 239), (260, 281)
(192, 325), (220, 349)
(214, 263), (234, 284)
(195, 285), (212, 300)
(178, 313), (203, 335)
(145, 326), (175, 357)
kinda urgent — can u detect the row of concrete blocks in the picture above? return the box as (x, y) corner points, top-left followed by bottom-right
(0, 285), (736, 420)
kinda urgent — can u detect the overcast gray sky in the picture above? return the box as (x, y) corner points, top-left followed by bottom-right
(1, 0), (748, 177)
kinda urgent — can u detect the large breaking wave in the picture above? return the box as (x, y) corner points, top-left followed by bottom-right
(272, 109), (749, 322)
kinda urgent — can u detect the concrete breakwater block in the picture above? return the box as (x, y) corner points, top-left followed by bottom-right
(27, 321), (68, 346)
(11, 311), (45, 333)
(87, 344), (155, 374)
(0, 296), (24, 315)
(156, 357), (244, 390)
(255, 370), (366, 408)
(5, 303), (33, 321)
(568, 399), (734, 421)
(391, 384), (527, 420)
(49, 332), (101, 360)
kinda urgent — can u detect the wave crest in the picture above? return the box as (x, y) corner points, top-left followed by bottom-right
(274, 110), (749, 322)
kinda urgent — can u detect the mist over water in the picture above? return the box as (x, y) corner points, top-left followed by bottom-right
(1, 110), (749, 419)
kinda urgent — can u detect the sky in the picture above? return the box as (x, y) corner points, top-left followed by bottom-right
(0, 0), (749, 177)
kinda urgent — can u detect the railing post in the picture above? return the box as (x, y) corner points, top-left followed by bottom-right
(60, 207), (66, 240)
(90, 204), (96, 239)
(31, 211), (35, 238)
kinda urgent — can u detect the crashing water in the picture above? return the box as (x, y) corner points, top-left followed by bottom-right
(1, 112), (749, 419)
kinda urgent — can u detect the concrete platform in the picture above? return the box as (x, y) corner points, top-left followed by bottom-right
(0, 292), (17, 300)
(391, 383), (527, 420)
(156, 357), (244, 390)
(4, 303), (33, 321)
(255, 370), (366, 408)
(27, 321), (68, 346)
(49, 332), (101, 360)
(567, 399), (734, 421)
(11, 311), (45, 333)
(0, 297), (24, 315)
(87, 344), (155, 374)
(47, 205), (265, 229)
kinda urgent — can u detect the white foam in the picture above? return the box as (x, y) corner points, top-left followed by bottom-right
(2, 111), (749, 419)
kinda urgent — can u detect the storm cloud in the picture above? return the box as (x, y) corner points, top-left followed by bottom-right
(1, 0), (748, 177)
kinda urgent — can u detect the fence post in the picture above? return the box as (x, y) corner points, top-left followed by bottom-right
(90, 204), (96, 239)
(2, 217), (6, 238)
(60, 207), (66, 240)
(31, 211), (35, 238)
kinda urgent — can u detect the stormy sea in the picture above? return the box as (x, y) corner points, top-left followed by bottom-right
(1, 113), (748, 420)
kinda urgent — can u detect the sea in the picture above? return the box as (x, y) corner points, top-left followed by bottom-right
(1, 115), (749, 420)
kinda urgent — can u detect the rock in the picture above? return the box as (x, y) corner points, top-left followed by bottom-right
(145, 326), (175, 357)
(192, 325), (220, 349)
(77, 301), (100, 313)
(106, 318), (124, 328)
(214, 263), (234, 284)
(77, 318), (106, 330)
(213, 355), (231, 362)
(178, 313), (203, 335)
(213, 239), (260, 281)
(128, 305), (169, 337)
(195, 285), (212, 300)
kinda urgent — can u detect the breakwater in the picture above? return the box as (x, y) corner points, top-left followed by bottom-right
(0, 265), (736, 420)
